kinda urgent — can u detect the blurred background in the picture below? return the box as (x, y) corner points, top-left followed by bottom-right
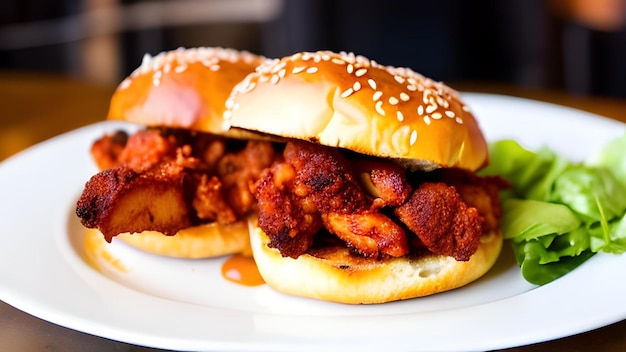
(1, 0), (625, 96)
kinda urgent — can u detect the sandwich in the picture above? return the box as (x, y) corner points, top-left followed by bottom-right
(223, 50), (509, 304)
(75, 47), (272, 258)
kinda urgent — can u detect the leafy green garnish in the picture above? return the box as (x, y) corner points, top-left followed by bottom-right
(479, 134), (626, 285)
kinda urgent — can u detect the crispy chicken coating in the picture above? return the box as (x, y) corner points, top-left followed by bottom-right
(354, 159), (412, 209)
(323, 212), (408, 258)
(254, 139), (376, 258)
(395, 182), (483, 261)
(77, 129), (275, 240)
(76, 165), (192, 242)
(283, 140), (369, 214)
(423, 168), (510, 234)
(89, 130), (127, 170)
(254, 141), (508, 261)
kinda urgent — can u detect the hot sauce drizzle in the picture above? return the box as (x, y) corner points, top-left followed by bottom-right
(221, 254), (265, 286)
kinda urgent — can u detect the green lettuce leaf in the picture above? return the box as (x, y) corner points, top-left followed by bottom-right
(589, 214), (626, 253)
(588, 132), (626, 190)
(512, 239), (594, 285)
(480, 133), (626, 285)
(550, 166), (626, 223)
(480, 140), (571, 201)
(500, 199), (581, 242)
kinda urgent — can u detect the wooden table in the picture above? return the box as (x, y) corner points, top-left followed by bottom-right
(1, 70), (626, 351)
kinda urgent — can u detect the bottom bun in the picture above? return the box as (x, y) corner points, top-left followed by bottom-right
(115, 219), (251, 258)
(249, 222), (502, 304)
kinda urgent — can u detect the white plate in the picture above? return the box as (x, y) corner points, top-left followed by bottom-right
(1, 93), (625, 352)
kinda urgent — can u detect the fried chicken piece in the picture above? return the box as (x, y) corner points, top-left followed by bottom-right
(283, 141), (369, 214)
(255, 163), (323, 258)
(218, 140), (275, 216)
(323, 212), (409, 258)
(354, 159), (412, 209)
(255, 141), (373, 258)
(76, 166), (192, 242)
(79, 126), (279, 242)
(425, 168), (510, 234)
(193, 174), (238, 224)
(198, 138), (226, 170)
(395, 182), (483, 261)
(254, 141), (504, 262)
(90, 130), (128, 170)
(117, 130), (178, 172)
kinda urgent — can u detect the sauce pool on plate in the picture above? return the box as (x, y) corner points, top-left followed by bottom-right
(221, 254), (265, 286)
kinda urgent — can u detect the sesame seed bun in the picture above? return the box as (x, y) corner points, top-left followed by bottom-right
(108, 46), (265, 136)
(224, 50), (488, 171)
(93, 47), (266, 258)
(115, 220), (252, 258)
(249, 220), (502, 304)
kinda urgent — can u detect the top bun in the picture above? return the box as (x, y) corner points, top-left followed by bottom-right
(223, 50), (488, 171)
(108, 47), (265, 134)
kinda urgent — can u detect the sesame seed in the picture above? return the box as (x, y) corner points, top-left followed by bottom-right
(407, 85), (417, 91)
(368, 79), (377, 90)
(445, 110), (455, 118)
(373, 91), (383, 101)
(347, 64), (354, 74)
(394, 75), (405, 84)
(341, 88), (354, 98)
(417, 105), (424, 115)
(400, 92), (410, 101)
(353, 81), (362, 91)
(462, 104), (471, 112)
(375, 101), (385, 116)
(270, 74), (280, 84)
(243, 81), (256, 93)
(152, 70), (162, 87)
(356, 55), (369, 65)
(321, 53), (331, 61)
(423, 116), (431, 125)
(410, 130), (418, 146)
(396, 111), (404, 122)
(209, 64), (220, 71)
(431, 112), (442, 119)
(306, 67), (318, 74)
(422, 92), (431, 104)
(163, 62), (171, 73)
(456, 117), (464, 124)
(271, 61), (286, 74)
(141, 53), (152, 68)
(225, 97), (235, 109)
(426, 105), (437, 114)
(119, 78), (132, 90)
(174, 64), (187, 73)
(355, 68), (368, 77)
(389, 97), (399, 105)
(332, 58), (345, 65)
(278, 68), (286, 78)
(292, 66), (306, 74)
